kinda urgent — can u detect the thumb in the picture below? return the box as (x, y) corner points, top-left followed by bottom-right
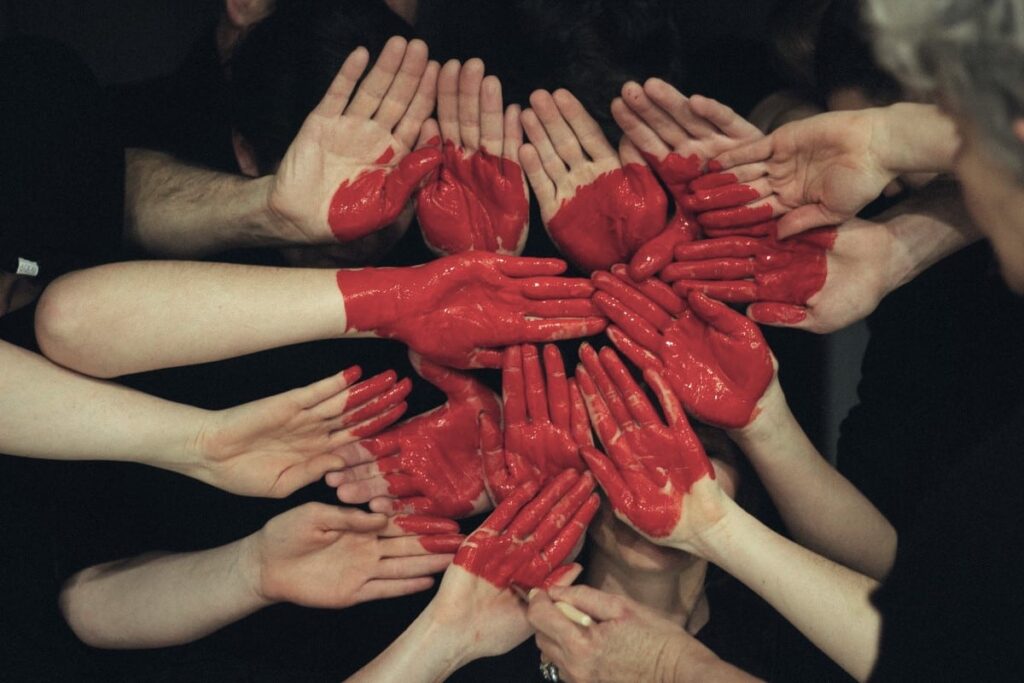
(776, 204), (840, 239)
(386, 146), (443, 197)
(310, 503), (389, 533)
(747, 302), (810, 328)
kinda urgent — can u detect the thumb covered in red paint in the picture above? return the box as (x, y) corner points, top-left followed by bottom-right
(384, 146), (443, 198)
(747, 302), (809, 328)
(627, 213), (700, 280)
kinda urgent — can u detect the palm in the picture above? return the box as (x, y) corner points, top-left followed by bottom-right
(264, 528), (381, 608)
(431, 566), (532, 659)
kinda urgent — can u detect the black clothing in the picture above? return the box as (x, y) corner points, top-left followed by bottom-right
(871, 405), (1024, 681)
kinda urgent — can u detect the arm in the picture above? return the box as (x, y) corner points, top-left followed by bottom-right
(0, 339), (408, 495)
(61, 504), (460, 649)
(35, 253), (603, 377)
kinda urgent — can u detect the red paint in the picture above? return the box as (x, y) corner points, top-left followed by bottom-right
(454, 470), (599, 589)
(696, 202), (774, 231)
(688, 170), (736, 192)
(335, 253), (606, 369)
(394, 514), (465, 553)
(592, 270), (773, 429)
(748, 302), (808, 325)
(627, 211), (701, 280)
(329, 370), (411, 440)
(639, 151), (703, 204)
(683, 183), (761, 212)
(416, 140), (529, 254)
(358, 358), (501, 518)
(574, 345), (714, 539)
(664, 224), (837, 307)
(546, 164), (668, 273)
(482, 344), (591, 503)
(327, 146), (442, 243)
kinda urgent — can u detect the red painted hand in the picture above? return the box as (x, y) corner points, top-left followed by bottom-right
(574, 345), (717, 541)
(520, 89), (667, 273)
(327, 353), (500, 518)
(454, 470), (600, 589)
(415, 60), (529, 255)
(611, 80), (763, 279)
(481, 344), (592, 503)
(662, 221), (837, 325)
(592, 268), (773, 429)
(335, 252), (606, 369)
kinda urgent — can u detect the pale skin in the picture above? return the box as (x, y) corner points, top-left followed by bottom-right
(60, 504), (457, 649)
(0, 339), (406, 496)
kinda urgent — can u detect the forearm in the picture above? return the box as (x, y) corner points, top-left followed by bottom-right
(346, 604), (465, 682)
(60, 536), (268, 649)
(876, 103), (960, 174)
(36, 260), (346, 377)
(661, 638), (763, 683)
(124, 148), (285, 257)
(729, 382), (896, 580)
(689, 500), (881, 682)
(0, 339), (204, 472)
(881, 179), (979, 291)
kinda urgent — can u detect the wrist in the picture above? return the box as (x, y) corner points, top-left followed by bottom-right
(728, 374), (788, 446)
(402, 602), (472, 677)
(238, 531), (279, 609)
(658, 631), (726, 683)
(334, 266), (409, 334)
(878, 103), (959, 174)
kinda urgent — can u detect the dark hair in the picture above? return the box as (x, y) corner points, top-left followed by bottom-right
(229, 0), (414, 173)
(815, 0), (901, 105)
(767, 0), (833, 92)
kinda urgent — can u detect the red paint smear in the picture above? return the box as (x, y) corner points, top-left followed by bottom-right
(684, 183), (761, 212)
(327, 146), (441, 242)
(454, 471), (598, 588)
(688, 171), (737, 192)
(547, 164), (667, 273)
(416, 140), (529, 254)
(375, 147), (396, 165)
(640, 151), (703, 205)
(697, 203), (774, 230)
(335, 253), (604, 369)
(750, 302), (808, 325)
(417, 534), (465, 554)
(627, 211), (701, 280)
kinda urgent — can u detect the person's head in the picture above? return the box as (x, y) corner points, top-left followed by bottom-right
(816, 0), (903, 111)
(868, 0), (1024, 291)
(767, 0), (834, 94)
(228, 0), (415, 266)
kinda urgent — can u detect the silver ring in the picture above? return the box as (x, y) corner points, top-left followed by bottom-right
(540, 660), (561, 682)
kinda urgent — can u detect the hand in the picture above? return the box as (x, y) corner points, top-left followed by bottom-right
(709, 108), (898, 237)
(194, 366), (410, 497)
(335, 252), (607, 369)
(481, 344), (592, 503)
(327, 354), (500, 518)
(529, 585), (728, 683)
(415, 59), (529, 255)
(575, 344), (721, 543)
(267, 37), (442, 244)
(612, 79), (763, 279)
(520, 88), (668, 273)
(592, 267), (773, 429)
(245, 503), (462, 609)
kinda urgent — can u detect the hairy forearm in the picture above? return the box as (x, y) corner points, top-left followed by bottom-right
(346, 605), (464, 682)
(124, 149), (283, 257)
(35, 260), (346, 377)
(689, 500), (881, 682)
(60, 536), (267, 649)
(730, 382), (896, 580)
(0, 339), (204, 471)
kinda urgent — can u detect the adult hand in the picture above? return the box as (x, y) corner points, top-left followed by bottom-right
(415, 59), (529, 255)
(612, 79), (763, 279)
(335, 252), (606, 369)
(481, 344), (592, 503)
(195, 366), (410, 497)
(575, 344), (723, 544)
(529, 585), (739, 683)
(327, 354), (500, 518)
(246, 503), (462, 609)
(520, 88), (668, 273)
(592, 266), (773, 429)
(267, 37), (442, 244)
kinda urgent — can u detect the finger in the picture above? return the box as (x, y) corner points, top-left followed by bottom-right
(642, 368), (689, 430)
(592, 293), (664, 352)
(480, 410), (511, 502)
(387, 514), (461, 537)
(689, 163), (767, 191)
(528, 591), (582, 647)
(776, 203), (844, 237)
(506, 469), (580, 539)
(591, 271), (673, 332)
(542, 561), (583, 589)
(410, 352), (485, 403)
(579, 445), (633, 516)
(713, 134), (774, 170)
(305, 503), (389, 532)
(553, 88), (616, 161)
(518, 275), (593, 299)
(336, 377), (412, 425)
(382, 145), (443, 198)
(330, 439), (389, 470)
(370, 495), (434, 515)
(351, 577), (436, 604)
(376, 551), (456, 579)
(379, 533), (464, 557)
(312, 370), (395, 420)
(617, 136), (647, 166)
(661, 258), (757, 281)
(544, 344), (571, 430)
(519, 142), (556, 209)
(312, 47), (370, 118)
(295, 366), (361, 409)
(527, 473), (595, 549)
(328, 458), (383, 485)
(574, 364), (619, 450)
(622, 80), (689, 149)
(336, 474), (399, 503)
(683, 179), (770, 213)
(547, 584), (630, 622)
(346, 36), (408, 118)
(609, 264), (686, 315)
(522, 344), (550, 423)
(688, 93), (762, 141)
(530, 89), (586, 168)
(414, 118), (442, 152)
(747, 302), (810, 327)
(337, 401), (409, 443)
(626, 219), (690, 281)
(457, 58), (485, 150)
(696, 197), (783, 231)
(670, 236), (759, 262)
(578, 343), (633, 430)
(671, 280), (757, 303)
(604, 325), (661, 372)
(689, 290), (761, 339)
(599, 347), (660, 426)
(479, 75), (505, 156)
(436, 59), (462, 146)
(373, 38), (429, 128)
(567, 379), (594, 447)
(611, 96), (670, 159)
(503, 345), (528, 426)
(517, 318), (608, 342)
(394, 60), (441, 150)
(476, 479), (541, 535)
(503, 104), (523, 162)
(522, 298), (604, 319)
(521, 107), (569, 182)
(642, 77), (716, 140)
(272, 453), (350, 496)
(496, 255), (568, 278)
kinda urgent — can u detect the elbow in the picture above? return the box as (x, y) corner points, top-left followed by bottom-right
(35, 272), (117, 378)
(59, 570), (114, 649)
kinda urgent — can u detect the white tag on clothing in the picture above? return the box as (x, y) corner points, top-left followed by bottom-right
(16, 257), (40, 277)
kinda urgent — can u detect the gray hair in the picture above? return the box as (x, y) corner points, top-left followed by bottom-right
(866, 0), (1024, 180)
